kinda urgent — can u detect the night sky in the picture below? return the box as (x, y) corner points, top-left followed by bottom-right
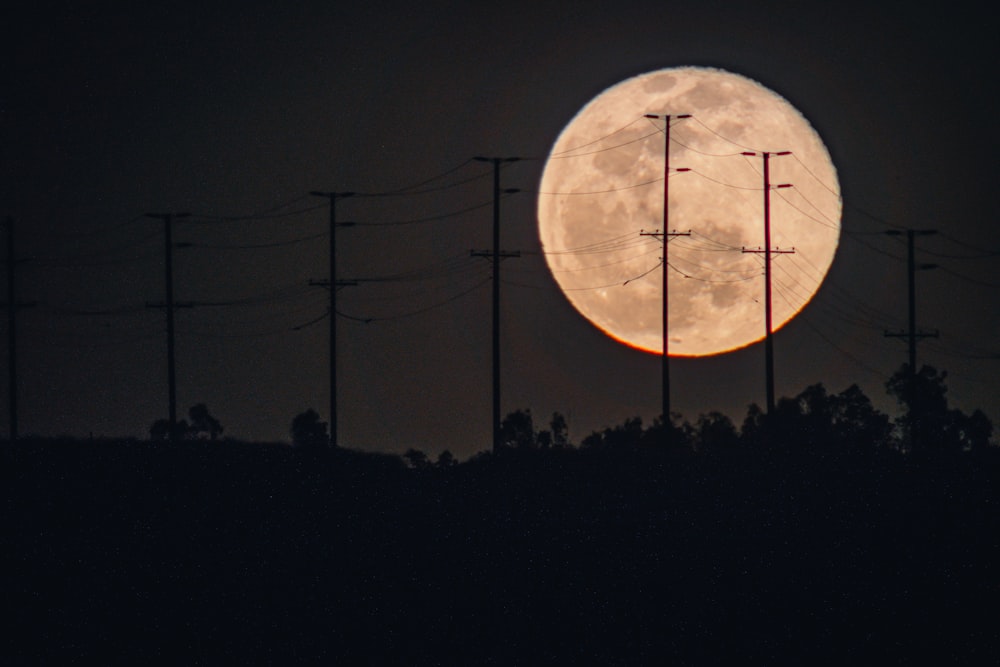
(4, 1), (997, 459)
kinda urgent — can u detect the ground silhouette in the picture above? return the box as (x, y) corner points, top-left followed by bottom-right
(5, 426), (998, 663)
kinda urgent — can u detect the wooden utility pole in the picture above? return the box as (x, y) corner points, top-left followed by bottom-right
(309, 191), (355, 447)
(145, 212), (190, 443)
(470, 156), (520, 453)
(884, 228), (938, 451)
(741, 151), (794, 414)
(640, 113), (692, 438)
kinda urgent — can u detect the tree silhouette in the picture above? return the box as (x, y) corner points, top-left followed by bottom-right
(887, 364), (993, 453)
(188, 403), (223, 441)
(403, 448), (431, 469)
(690, 411), (739, 453)
(581, 416), (647, 450)
(549, 412), (569, 448)
(290, 409), (328, 448)
(149, 403), (223, 442)
(741, 383), (892, 451)
(831, 383), (892, 450)
(500, 409), (537, 450)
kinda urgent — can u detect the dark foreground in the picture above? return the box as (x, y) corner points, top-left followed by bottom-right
(4, 439), (999, 664)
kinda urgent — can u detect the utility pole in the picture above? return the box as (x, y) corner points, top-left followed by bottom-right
(640, 113), (691, 436)
(309, 191), (355, 448)
(638, 230), (690, 430)
(884, 228), (938, 451)
(145, 212), (190, 443)
(470, 156), (520, 454)
(3, 217), (36, 441)
(741, 151), (794, 414)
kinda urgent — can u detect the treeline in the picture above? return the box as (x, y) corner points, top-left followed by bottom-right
(404, 363), (993, 465)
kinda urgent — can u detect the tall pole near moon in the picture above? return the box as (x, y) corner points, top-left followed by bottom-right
(741, 151), (793, 414)
(641, 114), (690, 436)
(883, 228), (938, 451)
(471, 157), (520, 454)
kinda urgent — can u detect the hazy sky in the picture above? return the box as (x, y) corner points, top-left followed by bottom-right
(4, 1), (997, 457)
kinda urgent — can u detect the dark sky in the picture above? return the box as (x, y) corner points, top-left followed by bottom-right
(4, 1), (997, 458)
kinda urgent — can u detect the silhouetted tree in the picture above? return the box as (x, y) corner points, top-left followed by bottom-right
(691, 411), (739, 453)
(403, 448), (431, 469)
(436, 450), (456, 468)
(886, 364), (949, 451)
(500, 409), (537, 450)
(581, 416), (646, 450)
(740, 403), (767, 446)
(953, 409), (993, 452)
(290, 409), (328, 448)
(741, 383), (892, 451)
(830, 384), (892, 450)
(550, 412), (569, 448)
(885, 364), (992, 453)
(188, 404), (223, 441)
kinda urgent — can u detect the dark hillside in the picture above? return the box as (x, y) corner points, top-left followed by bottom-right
(4, 440), (998, 663)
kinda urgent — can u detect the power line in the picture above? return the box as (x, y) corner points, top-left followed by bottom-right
(187, 202), (327, 223)
(354, 163), (494, 197)
(934, 265), (1000, 289)
(352, 158), (479, 196)
(687, 168), (765, 191)
(349, 198), (499, 227)
(183, 232), (328, 250)
(531, 176), (666, 197)
(544, 245), (663, 273)
(790, 153), (841, 198)
(937, 230), (1000, 255)
(688, 116), (763, 153)
(770, 277), (887, 380)
(546, 116), (646, 157)
(543, 130), (661, 160)
(338, 276), (491, 323)
(666, 261), (759, 284)
(771, 188), (841, 231)
(26, 227), (162, 266)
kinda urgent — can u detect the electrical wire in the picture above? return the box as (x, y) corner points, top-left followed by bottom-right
(546, 117), (646, 157)
(337, 277), (491, 322)
(666, 261), (759, 284)
(183, 232), (328, 250)
(687, 169), (763, 191)
(689, 116), (763, 153)
(187, 202), (327, 223)
(531, 176), (666, 197)
(772, 189), (841, 231)
(353, 159), (477, 196)
(545, 130), (661, 160)
(350, 198), (496, 227)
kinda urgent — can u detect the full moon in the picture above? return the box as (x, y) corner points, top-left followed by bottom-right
(537, 67), (841, 356)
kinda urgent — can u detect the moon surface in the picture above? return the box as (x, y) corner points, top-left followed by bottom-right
(537, 67), (842, 356)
